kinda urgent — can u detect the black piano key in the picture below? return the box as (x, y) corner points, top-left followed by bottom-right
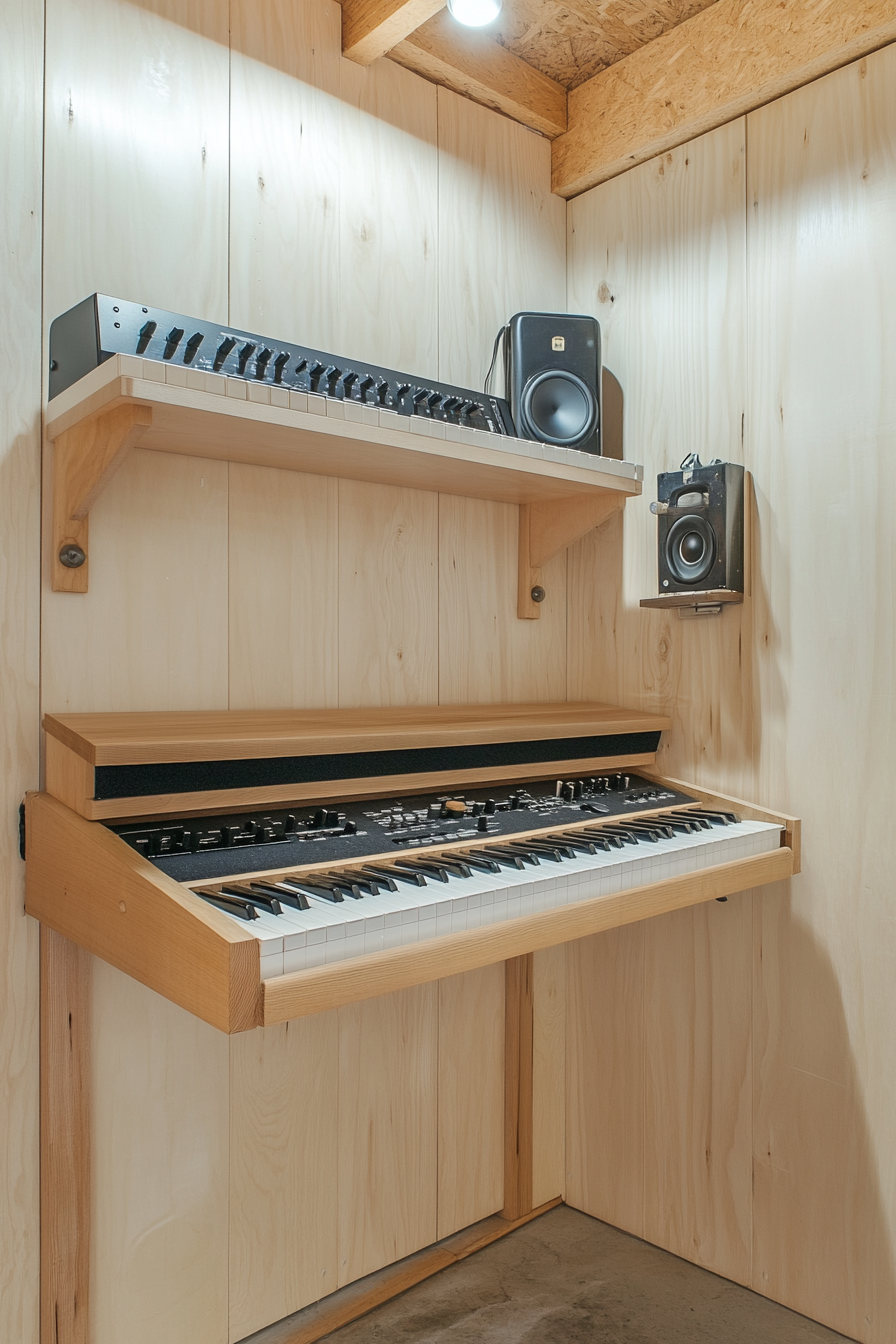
(622, 822), (664, 842)
(329, 868), (383, 895)
(194, 889), (259, 920)
(276, 875), (345, 903)
(429, 856), (473, 878)
(310, 872), (365, 899)
(592, 826), (643, 845)
(655, 814), (702, 834)
(552, 832), (602, 854)
(477, 847), (528, 870)
(250, 881), (311, 910)
(452, 851), (501, 873)
(220, 883), (283, 914)
(580, 826), (626, 848)
(686, 808), (739, 826)
(505, 840), (567, 862)
(668, 810), (712, 830)
(362, 863), (426, 887)
(484, 844), (542, 866)
(393, 859), (450, 883)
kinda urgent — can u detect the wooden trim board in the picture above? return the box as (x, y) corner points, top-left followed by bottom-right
(235, 1198), (562, 1344)
(502, 953), (534, 1221)
(552, 0), (896, 197)
(342, 0), (446, 66)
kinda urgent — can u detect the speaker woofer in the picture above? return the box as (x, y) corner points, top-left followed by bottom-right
(519, 369), (597, 447)
(665, 514), (716, 585)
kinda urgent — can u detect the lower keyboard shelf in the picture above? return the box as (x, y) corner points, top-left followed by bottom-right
(25, 777), (799, 1033)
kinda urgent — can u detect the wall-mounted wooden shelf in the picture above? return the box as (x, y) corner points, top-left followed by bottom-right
(46, 355), (643, 613)
(640, 590), (744, 616)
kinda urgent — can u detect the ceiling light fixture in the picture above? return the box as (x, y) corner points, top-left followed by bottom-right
(447, 0), (502, 27)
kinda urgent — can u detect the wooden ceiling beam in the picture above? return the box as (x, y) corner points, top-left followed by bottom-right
(389, 9), (567, 139)
(552, 0), (896, 198)
(343, 0), (448, 67)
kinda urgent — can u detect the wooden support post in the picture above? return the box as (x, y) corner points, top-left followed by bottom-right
(518, 493), (624, 619)
(41, 927), (91, 1344)
(502, 952), (534, 1221)
(52, 401), (152, 592)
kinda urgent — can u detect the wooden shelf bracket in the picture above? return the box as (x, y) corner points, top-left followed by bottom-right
(52, 401), (153, 593)
(518, 492), (624, 618)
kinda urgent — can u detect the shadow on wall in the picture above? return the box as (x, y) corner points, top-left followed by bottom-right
(753, 885), (896, 1344)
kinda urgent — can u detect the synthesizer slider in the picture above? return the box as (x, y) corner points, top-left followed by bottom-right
(25, 703), (800, 1032)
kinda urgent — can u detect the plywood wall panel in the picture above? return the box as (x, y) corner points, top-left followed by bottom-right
(437, 88), (566, 392)
(747, 48), (896, 1343)
(566, 926), (644, 1235)
(229, 1016), (339, 1341)
(42, 450), (230, 712)
(338, 479), (439, 707)
(566, 119), (751, 797)
(531, 944), (566, 1208)
(438, 966), (504, 1239)
(642, 898), (752, 1284)
(228, 466), (339, 710)
(438, 495), (567, 703)
(89, 959), (229, 1344)
(337, 985), (439, 1285)
(0, 1), (42, 1340)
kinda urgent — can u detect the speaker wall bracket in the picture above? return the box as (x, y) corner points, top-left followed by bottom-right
(639, 590), (744, 615)
(518, 493), (624, 619)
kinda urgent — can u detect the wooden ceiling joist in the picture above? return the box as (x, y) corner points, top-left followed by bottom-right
(552, 0), (896, 198)
(343, 0), (448, 66)
(389, 8), (568, 138)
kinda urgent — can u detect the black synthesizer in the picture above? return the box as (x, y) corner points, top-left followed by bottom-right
(48, 294), (516, 437)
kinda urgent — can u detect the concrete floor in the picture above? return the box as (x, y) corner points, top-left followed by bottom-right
(327, 1206), (855, 1344)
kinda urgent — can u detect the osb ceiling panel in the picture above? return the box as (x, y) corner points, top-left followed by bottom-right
(492, 0), (721, 89)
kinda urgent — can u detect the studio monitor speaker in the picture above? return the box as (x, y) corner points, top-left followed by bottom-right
(655, 460), (744, 595)
(505, 312), (601, 454)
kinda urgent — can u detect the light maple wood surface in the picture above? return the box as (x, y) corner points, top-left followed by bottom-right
(531, 944), (566, 1208)
(747, 48), (896, 1343)
(337, 984), (439, 1285)
(0, 7), (42, 1344)
(552, 0), (896, 197)
(437, 965), (505, 1239)
(229, 1015), (340, 1340)
(342, 0), (446, 66)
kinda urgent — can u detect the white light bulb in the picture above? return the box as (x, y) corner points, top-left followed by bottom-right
(447, 0), (502, 27)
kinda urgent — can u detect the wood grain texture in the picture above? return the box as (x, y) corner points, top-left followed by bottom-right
(51, 402), (152, 591)
(747, 47), (896, 1343)
(229, 1015), (339, 1339)
(337, 985), (439, 1284)
(531, 943), (566, 1208)
(228, 466), (339, 711)
(437, 965), (504, 1238)
(0, 2), (41, 1340)
(41, 930), (90, 1344)
(440, 497), (568, 699)
(502, 954), (534, 1221)
(436, 86), (566, 392)
(88, 958), (230, 1344)
(390, 11), (568, 139)
(343, 0), (446, 66)
(26, 793), (260, 1034)
(338, 480), (439, 707)
(552, 0), (896, 197)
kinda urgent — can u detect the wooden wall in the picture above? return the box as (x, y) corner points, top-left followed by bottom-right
(0, 3), (42, 1343)
(566, 44), (896, 1344)
(34, 2), (565, 1341)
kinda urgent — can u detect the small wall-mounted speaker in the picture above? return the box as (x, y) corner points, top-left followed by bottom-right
(505, 312), (602, 455)
(655, 461), (744, 595)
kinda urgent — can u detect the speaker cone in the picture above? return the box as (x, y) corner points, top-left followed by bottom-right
(519, 370), (597, 447)
(665, 514), (716, 585)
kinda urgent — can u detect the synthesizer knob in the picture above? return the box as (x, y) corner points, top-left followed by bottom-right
(573, 780), (584, 799)
(272, 351), (290, 383)
(163, 327), (185, 359)
(509, 795), (521, 810)
(312, 807), (327, 828)
(183, 331), (204, 363)
(343, 820), (357, 835)
(477, 815), (490, 833)
(375, 379), (390, 406)
(237, 341), (256, 375)
(359, 375), (375, 402)
(484, 798), (496, 815)
(443, 799), (466, 818)
(136, 319), (157, 353)
(562, 782), (575, 802)
(471, 802), (483, 816)
(213, 335), (237, 371)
